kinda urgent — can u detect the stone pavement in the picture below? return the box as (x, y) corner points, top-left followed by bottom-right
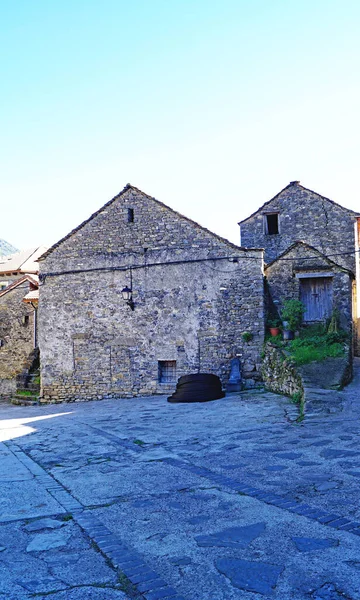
(1, 364), (360, 599)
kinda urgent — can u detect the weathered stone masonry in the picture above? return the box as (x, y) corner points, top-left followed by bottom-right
(38, 185), (265, 402)
(0, 280), (36, 397)
(240, 181), (357, 337)
(265, 242), (354, 331)
(240, 181), (357, 272)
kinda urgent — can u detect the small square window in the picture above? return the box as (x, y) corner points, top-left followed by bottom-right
(264, 213), (279, 235)
(158, 360), (176, 383)
(127, 208), (134, 223)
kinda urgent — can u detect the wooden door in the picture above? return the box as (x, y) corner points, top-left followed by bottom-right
(300, 278), (333, 322)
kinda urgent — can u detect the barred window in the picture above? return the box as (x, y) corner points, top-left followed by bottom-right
(158, 360), (176, 383)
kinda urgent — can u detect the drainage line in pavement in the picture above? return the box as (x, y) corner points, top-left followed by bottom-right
(66, 422), (360, 539)
(161, 457), (360, 538)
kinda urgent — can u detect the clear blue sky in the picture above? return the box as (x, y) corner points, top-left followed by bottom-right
(2, 0), (360, 249)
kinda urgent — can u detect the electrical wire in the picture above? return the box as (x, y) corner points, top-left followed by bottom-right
(39, 248), (359, 282)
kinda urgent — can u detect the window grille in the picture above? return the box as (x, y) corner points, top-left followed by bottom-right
(158, 360), (176, 383)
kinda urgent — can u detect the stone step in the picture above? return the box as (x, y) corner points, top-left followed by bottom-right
(11, 398), (39, 406)
(27, 371), (40, 379)
(25, 385), (40, 392)
(17, 386), (40, 393)
(12, 394), (39, 406)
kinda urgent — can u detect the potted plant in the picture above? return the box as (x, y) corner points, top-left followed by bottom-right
(280, 299), (305, 340)
(267, 317), (281, 337)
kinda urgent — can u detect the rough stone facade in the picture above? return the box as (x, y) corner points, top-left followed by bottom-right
(240, 181), (357, 272)
(0, 279), (36, 397)
(38, 185), (265, 402)
(265, 242), (354, 331)
(261, 342), (303, 399)
(240, 182), (357, 342)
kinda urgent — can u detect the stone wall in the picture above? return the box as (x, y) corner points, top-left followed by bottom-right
(240, 182), (356, 272)
(42, 186), (256, 272)
(265, 243), (354, 331)
(39, 186), (265, 402)
(0, 283), (35, 397)
(261, 343), (303, 398)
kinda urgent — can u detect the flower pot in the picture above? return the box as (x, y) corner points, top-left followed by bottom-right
(283, 329), (294, 341)
(269, 327), (280, 337)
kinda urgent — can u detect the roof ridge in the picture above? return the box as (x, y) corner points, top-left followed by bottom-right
(0, 274), (38, 298)
(238, 182), (358, 225)
(40, 184), (260, 261)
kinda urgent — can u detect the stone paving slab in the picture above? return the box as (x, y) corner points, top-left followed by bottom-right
(0, 517), (127, 599)
(0, 480), (65, 523)
(51, 460), (209, 506)
(0, 365), (360, 598)
(92, 486), (360, 600)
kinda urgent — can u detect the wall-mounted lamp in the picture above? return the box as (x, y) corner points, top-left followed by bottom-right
(121, 268), (135, 310)
(121, 285), (135, 310)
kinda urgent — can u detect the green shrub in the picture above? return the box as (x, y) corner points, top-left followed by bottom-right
(289, 340), (344, 365)
(242, 331), (253, 342)
(267, 316), (281, 328)
(291, 391), (303, 404)
(280, 299), (305, 331)
(325, 330), (348, 344)
(327, 308), (340, 334)
(263, 321), (348, 366)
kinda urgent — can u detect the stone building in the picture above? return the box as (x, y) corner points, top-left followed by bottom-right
(0, 275), (39, 397)
(0, 247), (45, 397)
(265, 242), (354, 331)
(0, 246), (47, 290)
(38, 184), (265, 403)
(240, 181), (358, 332)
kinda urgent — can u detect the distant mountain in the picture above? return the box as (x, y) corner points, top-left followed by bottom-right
(0, 239), (18, 257)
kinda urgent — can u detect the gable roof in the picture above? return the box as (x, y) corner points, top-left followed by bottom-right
(238, 181), (358, 225)
(264, 240), (354, 276)
(0, 247), (47, 274)
(0, 275), (38, 299)
(23, 288), (39, 304)
(40, 184), (263, 261)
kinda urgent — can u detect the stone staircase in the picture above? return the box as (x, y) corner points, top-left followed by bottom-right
(12, 369), (40, 406)
(11, 349), (40, 406)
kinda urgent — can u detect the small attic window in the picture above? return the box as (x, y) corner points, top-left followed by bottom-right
(127, 208), (134, 223)
(264, 213), (279, 235)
